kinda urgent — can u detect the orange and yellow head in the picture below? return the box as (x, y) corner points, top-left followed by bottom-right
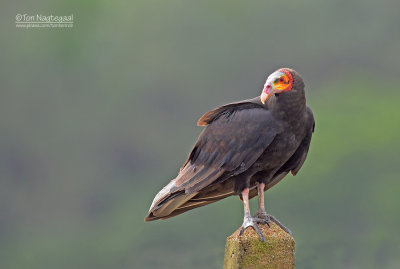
(261, 69), (294, 104)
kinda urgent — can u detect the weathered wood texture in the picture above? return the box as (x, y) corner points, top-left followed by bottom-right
(224, 222), (295, 269)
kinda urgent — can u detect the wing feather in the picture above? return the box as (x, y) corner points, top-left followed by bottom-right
(145, 103), (281, 221)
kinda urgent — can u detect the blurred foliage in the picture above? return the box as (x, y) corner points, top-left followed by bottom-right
(1, 0), (400, 268)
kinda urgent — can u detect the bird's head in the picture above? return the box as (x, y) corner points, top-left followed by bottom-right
(260, 68), (295, 104)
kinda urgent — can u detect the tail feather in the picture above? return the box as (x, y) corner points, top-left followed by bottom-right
(144, 177), (236, 221)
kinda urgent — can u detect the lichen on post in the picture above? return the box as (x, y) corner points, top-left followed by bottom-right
(224, 222), (295, 269)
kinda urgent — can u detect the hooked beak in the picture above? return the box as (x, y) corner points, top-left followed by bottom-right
(260, 83), (274, 104)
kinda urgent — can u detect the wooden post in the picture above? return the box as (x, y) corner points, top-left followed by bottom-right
(224, 222), (295, 269)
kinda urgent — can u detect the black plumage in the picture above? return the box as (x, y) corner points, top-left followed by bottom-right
(145, 68), (314, 241)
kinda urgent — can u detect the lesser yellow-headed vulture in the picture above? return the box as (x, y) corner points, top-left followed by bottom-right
(145, 68), (315, 243)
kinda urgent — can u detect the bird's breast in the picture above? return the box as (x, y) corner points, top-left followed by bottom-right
(255, 132), (299, 170)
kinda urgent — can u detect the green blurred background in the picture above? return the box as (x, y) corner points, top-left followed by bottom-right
(1, 1), (400, 268)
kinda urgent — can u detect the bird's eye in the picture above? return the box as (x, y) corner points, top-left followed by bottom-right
(280, 77), (284, 82)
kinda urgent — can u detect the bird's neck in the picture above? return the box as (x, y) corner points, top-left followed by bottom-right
(267, 90), (306, 125)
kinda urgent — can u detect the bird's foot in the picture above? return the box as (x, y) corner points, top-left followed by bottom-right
(253, 210), (293, 236)
(238, 215), (267, 244)
(253, 210), (272, 226)
(270, 215), (293, 236)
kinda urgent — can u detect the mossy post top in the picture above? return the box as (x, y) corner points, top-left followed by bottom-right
(224, 222), (295, 269)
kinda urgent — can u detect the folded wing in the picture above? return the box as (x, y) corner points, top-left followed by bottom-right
(145, 101), (281, 221)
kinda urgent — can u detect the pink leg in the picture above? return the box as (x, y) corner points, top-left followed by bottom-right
(238, 188), (267, 244)
(257, 182), (266, 212)
(253, 182), (293, 236)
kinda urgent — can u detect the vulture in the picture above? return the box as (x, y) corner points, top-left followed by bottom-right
(145, 68), (315, 243)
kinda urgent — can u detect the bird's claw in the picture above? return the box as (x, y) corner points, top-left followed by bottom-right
(253, 210), (271, 227)
(238, 215), (267, 244)
(253, 211), (293, 236)
(270, 215), (293, 236)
